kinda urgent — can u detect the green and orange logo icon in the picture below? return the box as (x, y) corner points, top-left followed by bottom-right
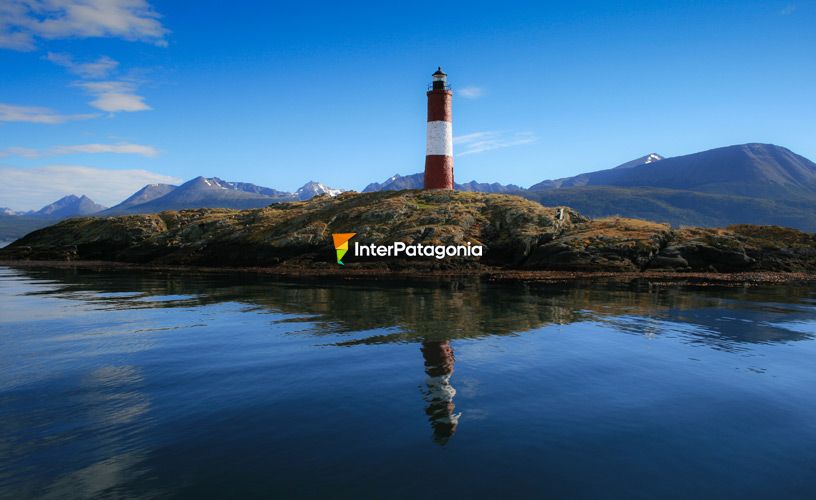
(332, 233), (356, 265)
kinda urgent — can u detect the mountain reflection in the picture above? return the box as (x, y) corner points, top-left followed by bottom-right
(4, 266), (815, 445)
(9, 266), (814, 348)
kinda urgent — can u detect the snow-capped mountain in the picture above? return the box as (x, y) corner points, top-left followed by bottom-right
(529, 152), (667, 190)
(612, 153), (664, 170)
(197, 178), (292, 197)
(111, 177), (289, 212)
(529, 144), (816, 198)
(1, 207), (19, 216)
(295, 181), (344, 200)
(104, 177), (345, 214)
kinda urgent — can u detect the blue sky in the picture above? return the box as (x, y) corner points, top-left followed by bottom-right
(1, 0), (814, 210)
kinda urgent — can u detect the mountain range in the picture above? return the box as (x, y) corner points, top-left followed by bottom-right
(0, 179), (344, 241)
(361, 143), (816, 231)
(528, 144), (816, 198)
(528, 153), (666, 190)
(2, 142), (816, 241)
(101, 177), (345, 214)
(363, 173), (524, 193)
(520, 144), (816, 230)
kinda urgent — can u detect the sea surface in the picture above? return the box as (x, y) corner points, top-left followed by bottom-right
(1, 266), (816, 499)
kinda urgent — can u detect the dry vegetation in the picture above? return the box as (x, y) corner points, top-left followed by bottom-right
(2, 190), (815, 273)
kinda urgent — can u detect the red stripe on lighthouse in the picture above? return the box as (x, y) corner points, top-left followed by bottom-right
(424, 155), (454, 190)
(424, 67), (453, 190)
(427, 91), (452, 122)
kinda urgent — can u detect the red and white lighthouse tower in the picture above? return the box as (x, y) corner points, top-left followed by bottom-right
(424, 67), (454, 190)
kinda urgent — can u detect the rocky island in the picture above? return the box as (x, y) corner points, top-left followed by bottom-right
(1, 190), (815, 280)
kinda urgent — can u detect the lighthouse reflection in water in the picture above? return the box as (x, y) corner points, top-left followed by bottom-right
(421, 340), (460, 443)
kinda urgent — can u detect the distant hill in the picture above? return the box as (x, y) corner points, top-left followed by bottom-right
(529, 144), (816, 198)
(103, 183), (178, 214)
(364, 173), (522, 193)
(521, 186), (816, 232)
(30, 195), (106, 218)
(457, 180), (524, 193)
(521, 144), (816, 231)
(363, 173), (424, 192)
(0, 215), (53, 242)
(0, 194), (105, 241)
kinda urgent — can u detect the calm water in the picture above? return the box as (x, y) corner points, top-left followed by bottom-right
(1, 266), (816, 499)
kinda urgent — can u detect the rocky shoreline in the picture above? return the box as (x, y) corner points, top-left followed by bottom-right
(1, 190), (815, 276)
(2, 260), (814, 288)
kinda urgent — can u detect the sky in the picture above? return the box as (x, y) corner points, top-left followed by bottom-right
(1, 0), (814, 210)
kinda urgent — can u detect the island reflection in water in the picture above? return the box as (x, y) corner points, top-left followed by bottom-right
(1, 265), (816, 498)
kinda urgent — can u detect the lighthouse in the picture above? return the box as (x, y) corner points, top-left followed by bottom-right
(424, 67), (454, 190)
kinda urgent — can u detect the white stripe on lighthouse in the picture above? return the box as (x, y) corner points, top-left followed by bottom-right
(426, 121), (453, 156)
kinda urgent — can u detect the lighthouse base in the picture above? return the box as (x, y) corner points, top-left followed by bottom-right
(424, 155), (454, 190)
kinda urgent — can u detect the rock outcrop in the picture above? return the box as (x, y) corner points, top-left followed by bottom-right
(2, 190), (815, 273)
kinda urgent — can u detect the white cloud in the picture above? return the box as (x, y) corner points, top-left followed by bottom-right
(46, 51), (119, 78)
(54, 143), (158, 156)
(0, 0), (168, 51)
(454, 130), (537, 156)
(0, 1), (33, 50)
(0, 142), (158, 158)
(0, 102), (97, 123)
(75, 80), (150, 112)
(458, 86), (485, 99)
(0, 147), (39, 157)
(46, 52), (151, 113)
(0, 165), (180, 210)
